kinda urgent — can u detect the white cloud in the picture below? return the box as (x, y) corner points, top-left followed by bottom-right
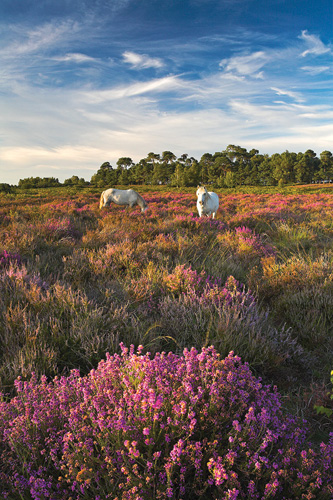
(300, 30), (331, 57)
(122, 51), (164, 69)
(54, 53), (99, 63)
(271, 87), (304, 103)
(301, 65), (330, 75)
(81, 75), (182, 102)
(219, 51), (271, 78)
(0, 21), (81, 58)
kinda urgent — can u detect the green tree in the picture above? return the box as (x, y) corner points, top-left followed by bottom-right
(118, 168), (131, 185)
(116, 157), (134, 170)
(115, 157), (134, 186)
(258, 156), (275, 185)
(161, 151), (176, 164)
(63, 175), (87, 187)
(146, 152), (161, 169)
(318, 150), (333, 181)
(294, 150), (319, 184)
(271, 151), (296, 185)
(224, 171), (237, 188)
(185, 160), (201, 186)
(18, 177), (60, 189)
(90, 162), (117, 187)
(131, 159), (152, 185)
(152, 162), (169, 185)
(0, 183), (12, 193)
(170, 163), (187, 187)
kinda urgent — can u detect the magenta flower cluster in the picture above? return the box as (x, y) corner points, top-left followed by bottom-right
(0, 249), (21, 268)
(1, 346), (332, 499)
(234, 226), (276, 256)
(42, 217), (82, 240)
(165, 265), (255, 309)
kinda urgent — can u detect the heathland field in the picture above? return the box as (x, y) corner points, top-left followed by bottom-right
(0, 185), (332, 499)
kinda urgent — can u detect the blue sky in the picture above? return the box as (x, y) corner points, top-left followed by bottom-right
(0, 0), (332, 184)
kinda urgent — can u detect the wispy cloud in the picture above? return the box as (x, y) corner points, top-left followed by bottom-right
(271, 87), (304, 103)
(54, 52), (99, 64)
(81, 75), (182, 103)
(300, 30), (331, 57)
(0, 21), (81, 58)
(300, 65), (330, 75)
(219, 51), (271, 78)
(122, 51), (164, 69)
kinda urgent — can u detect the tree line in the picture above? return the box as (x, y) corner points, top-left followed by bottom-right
(4, 145), (333, 191)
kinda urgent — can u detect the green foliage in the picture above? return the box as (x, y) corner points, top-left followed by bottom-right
(18, 176), (61, 189)
(63, 175), (88, 187)
(0, 183), (12, 193)
(89, 145), (332, 189)
(90, 161), (117, 187)
(314, 370), (333, 418)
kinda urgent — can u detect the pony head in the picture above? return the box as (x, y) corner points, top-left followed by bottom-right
(136, 193), (148, 213)
(140, 201), (148, 213)
(196, 186), (208, 207)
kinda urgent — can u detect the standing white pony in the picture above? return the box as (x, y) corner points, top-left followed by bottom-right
(99, 188), (148, 213)
(196, 186), (219, 219)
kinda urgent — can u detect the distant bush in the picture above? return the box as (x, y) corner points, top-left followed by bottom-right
(0, 183), (12, 193)
(18, 177), (61, 189)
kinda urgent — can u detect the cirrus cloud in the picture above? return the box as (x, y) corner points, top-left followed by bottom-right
(300, 30), (331, 57)
(122, 51), (164, 69)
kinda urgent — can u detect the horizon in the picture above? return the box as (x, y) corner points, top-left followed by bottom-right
(1, 0), (332, 184)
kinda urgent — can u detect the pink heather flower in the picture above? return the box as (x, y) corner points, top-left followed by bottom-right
(226, 488), (240, 499)
(166, 487), (173, 498)
(232, 420), (242, 432)
(1, 345), (332, 498)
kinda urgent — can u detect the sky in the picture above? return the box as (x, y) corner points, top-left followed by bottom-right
(0, 0), (332, 184)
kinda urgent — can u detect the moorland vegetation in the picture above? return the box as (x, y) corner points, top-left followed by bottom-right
(0, 184), (332, 499)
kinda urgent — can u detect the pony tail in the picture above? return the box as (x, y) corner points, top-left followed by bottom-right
(99, 191), (105, 209)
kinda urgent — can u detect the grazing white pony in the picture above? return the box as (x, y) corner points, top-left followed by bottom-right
(99, 188), (148, 213)
(196, 186), (219, 219)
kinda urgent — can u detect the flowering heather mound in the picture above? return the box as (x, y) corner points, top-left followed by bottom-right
(1, 346), (332, 500)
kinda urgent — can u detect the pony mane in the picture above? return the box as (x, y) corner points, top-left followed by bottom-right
(99, 191), (105, 209)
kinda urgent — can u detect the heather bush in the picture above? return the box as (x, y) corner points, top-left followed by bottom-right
(272, 286), (333, 348)
(249, 252), (333, 301)
(0, 249), (22, 267)
(0, 346), (332, 500)
(216, 226), (276, 266)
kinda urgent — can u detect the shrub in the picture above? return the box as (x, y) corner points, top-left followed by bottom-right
(0, 346), (332, 499)
(0, 250), (22, 268)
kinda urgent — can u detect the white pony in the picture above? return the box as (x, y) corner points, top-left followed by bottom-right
(99, 188), (148, 213)
(196, 186), (219, 219)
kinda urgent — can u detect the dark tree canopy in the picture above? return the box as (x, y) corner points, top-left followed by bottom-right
(15, 146), (333, 188)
